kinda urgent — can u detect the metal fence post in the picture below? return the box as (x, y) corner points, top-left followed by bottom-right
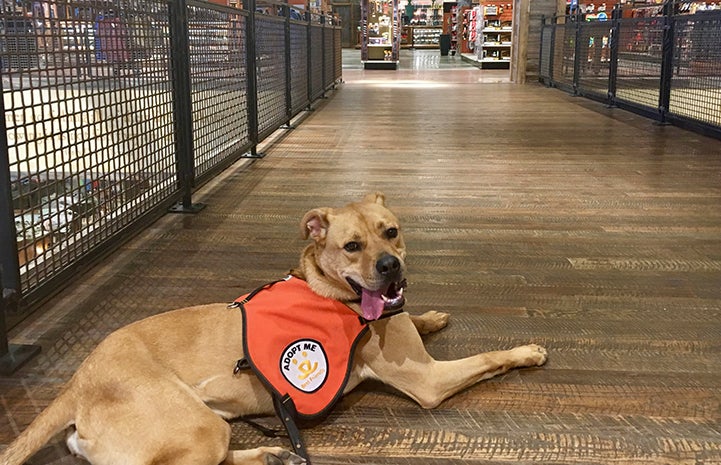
(306, 6), (314, 111)
(168, 0), (205, 213)
(0, 90), (21, 306)
(658, 0), (675, 123)
(548, 16), (557, 84)
(244, 0), (264, 157)
(572, 13), (582, 95)
(0, 93), (41, 371)
(0, 269), (40, 374)
(284, 4), (293, 128)
(539, 15), (546, 82)
(607, 4), (620, 106)
(321, 15), (327, 98)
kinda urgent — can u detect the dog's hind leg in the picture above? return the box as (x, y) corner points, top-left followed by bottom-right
(68, 407), (233, 465)
(410, 310), (450, 335)
(223, 447), (305, 465)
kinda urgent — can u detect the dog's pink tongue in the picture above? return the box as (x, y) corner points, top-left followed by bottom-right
(361, 288), (385, 321)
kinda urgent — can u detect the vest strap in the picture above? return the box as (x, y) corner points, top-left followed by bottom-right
(273, 394), (312, 464)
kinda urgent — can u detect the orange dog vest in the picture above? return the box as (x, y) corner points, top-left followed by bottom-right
(235, 276), (369, 420)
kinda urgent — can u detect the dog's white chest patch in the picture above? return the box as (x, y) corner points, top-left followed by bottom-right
(280, 339), (329, 393)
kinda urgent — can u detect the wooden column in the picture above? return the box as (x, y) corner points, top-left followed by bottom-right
(510, 0), (530, 83)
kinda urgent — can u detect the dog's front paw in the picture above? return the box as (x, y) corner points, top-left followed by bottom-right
(262, 447), (306, 465)
(413, 310), (450, 335)
(512, 344), (548, 367)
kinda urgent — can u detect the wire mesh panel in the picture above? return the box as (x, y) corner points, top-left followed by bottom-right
(323, 25), (334, 89)
(551, 20), (576, 91)
(539, 21), (553, 81)
(2, 0), (175, 300)
(614, 16), (664, 111)
(668, 11), (721, 127)
(540, 7), (721, 138)
(188, 5), (249, 178)
(290, 20), (309, 114)
(334, 27), (342, 82)
(309, 23), (324, 101)
(256, 14), (288, 138)
(576, 21), (613, 99)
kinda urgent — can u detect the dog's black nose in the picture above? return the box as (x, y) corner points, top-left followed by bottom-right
(376, 254), (401, 279)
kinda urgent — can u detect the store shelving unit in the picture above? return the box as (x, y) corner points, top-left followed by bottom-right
(461, 2), (513, 69)
(412, 26), (442, 47)
(361, 0), (401, 69)
(480, 5), (512, 69)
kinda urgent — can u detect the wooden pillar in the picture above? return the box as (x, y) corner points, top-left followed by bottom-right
(510, 0), (529, 83)
(511, 0), (565, 83)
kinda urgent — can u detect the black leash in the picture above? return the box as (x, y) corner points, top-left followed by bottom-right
(238, 417), (287, 439)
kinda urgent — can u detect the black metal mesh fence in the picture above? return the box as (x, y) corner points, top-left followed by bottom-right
(668, 11), (721, 127)
(256, 14), (288, 138)
(539, 21), (553, 81)
(576, 21), (612, 99)
(615, 16), (664, 110)
(538, 4), (720, 138)
(290, 21), (309, 114)
(309, 24), (324, 100)
(0, 0), (342, 323)
(334, 28), (342, 82)
(324, 26), (334, 89)
(551, 20), (576, 92)
(3, 0), (176, 298)
(188, 6), (250, 178)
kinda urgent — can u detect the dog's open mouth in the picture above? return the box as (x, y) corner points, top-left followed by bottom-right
(347, 278), (407, 321)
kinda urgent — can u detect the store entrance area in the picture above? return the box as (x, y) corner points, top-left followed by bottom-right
(342, 48), (510, 82)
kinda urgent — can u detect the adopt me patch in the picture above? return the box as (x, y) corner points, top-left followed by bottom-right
(280, 339), (329, 393)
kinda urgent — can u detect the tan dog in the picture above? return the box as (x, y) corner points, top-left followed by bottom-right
(0, 193), (547, 465)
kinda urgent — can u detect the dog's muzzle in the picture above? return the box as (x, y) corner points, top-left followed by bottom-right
(347, 254), (406, 321)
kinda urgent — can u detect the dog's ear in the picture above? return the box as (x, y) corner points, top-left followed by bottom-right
(301, 208), (330, 241)
(363, 192), (386, 206)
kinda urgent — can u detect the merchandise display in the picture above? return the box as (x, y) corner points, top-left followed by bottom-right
(361, 0), (401, 68)
(461, 1), (513, 69)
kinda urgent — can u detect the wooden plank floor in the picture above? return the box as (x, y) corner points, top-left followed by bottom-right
(3, 56), (721, 464)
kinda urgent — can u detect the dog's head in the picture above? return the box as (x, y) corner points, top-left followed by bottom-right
(299, 192), (407, 321)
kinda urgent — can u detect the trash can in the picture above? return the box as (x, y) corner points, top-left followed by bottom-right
(439, 34), (451, 56)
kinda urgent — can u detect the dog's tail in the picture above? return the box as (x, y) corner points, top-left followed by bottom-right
(0, 383), (76, 465)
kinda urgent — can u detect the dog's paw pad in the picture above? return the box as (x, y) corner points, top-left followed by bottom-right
(263, 448), (306, 465)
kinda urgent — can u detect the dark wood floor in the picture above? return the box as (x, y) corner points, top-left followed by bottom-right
(3, 63), (721, 465)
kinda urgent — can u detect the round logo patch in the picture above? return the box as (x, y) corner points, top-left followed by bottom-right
(279, 339), (328, 393)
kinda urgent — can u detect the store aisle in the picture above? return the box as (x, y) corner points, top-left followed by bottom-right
(4, 61), (721, 465)
(342, 47), (510, 82)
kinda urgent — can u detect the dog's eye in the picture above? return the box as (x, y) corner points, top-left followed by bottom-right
(344, 241), (361, 252)
(386, 227), (398, 239)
